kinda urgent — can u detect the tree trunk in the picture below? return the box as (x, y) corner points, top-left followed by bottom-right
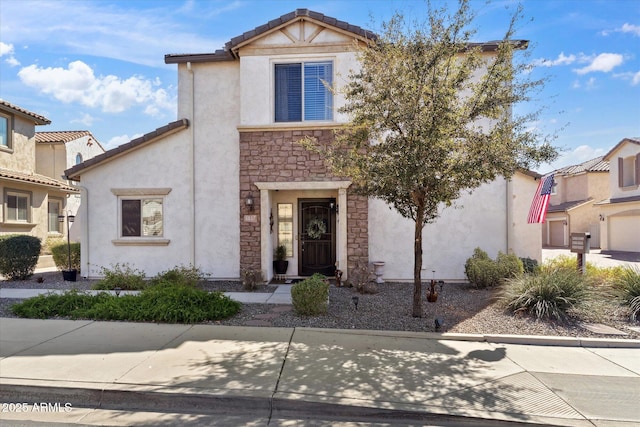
(412, 203), (425, 317)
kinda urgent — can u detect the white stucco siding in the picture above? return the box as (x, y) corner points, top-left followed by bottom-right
(79, 131), (192, 278)
(239, 51), (359, 126)
(509, 172), (542, 261)
(608, 143), (640, 200)
(191, 61), (241, 278)
(368, 179), (508, 281)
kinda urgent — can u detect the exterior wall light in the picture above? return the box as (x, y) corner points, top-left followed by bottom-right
(245, 192), (254, 211)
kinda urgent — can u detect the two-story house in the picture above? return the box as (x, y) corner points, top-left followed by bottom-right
(543, 157), (609, 248)
(64, 9), (542, 281)
(596, 137), (640, 252)
(35, 131), (105, 240)
(0, 100), (78, 243)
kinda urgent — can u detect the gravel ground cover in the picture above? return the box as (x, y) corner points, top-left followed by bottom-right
(1, 272), (638, 339)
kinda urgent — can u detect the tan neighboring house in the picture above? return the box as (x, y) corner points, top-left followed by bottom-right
(35, 131), (105, 240)
(596, 137), (640, 252)
(544, 157), (609, 248)
(0, 99), (78, 243)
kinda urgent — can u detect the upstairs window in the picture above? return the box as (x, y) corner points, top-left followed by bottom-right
(0, 115), (9, 148)
(618, 155), (640, 188)
(275, 61), (333, 122)
(75, 153), (83, 165)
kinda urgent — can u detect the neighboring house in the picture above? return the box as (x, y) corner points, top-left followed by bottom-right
(596, 137), (640, 252)
(65, 9), (542, 281)
(543, 157), (609, 248)
(0, 99), (78, 243)
(35, 131), (105, 241)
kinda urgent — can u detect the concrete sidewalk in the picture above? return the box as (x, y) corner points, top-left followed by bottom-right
(0, 319), (639, 426)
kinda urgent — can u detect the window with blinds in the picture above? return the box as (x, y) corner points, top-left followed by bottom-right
(121, 198), (163, 237)
(275, 61), (333, 122)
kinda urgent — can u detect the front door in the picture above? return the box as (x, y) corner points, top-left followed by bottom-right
(299, 199), (336, 276)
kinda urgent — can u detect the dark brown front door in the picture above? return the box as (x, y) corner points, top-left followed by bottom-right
(299, 199), (336, 276)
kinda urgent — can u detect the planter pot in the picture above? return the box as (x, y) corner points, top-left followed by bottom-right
(372, 261), (385, 284)
(62, 269), (77, 282)
(273, 260), (289, 275)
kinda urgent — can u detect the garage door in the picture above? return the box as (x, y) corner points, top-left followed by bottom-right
(609, 215), (640, 252)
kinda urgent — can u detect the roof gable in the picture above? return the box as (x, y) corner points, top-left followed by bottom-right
(64, 119), (189, 181)
(0, 99), (50, 125)
(603, 137), (640, 160)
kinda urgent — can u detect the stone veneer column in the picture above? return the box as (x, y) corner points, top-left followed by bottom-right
(238, 128), (368, 277)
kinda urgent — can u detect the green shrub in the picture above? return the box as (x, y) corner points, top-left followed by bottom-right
(500, 268), (588, 320)
(291, 273), (329, 316)
(464, 248), (500, 288)
(92, 263), (146, 290)
(496, 251), (524, 279)
(520, 257), (539, 274)
(50, 242), (81, 272)
(12, 284), (241, 323)
(614, 266), (640, 321)
(0, 235), (41, 280)
(150, 265), (202, 287)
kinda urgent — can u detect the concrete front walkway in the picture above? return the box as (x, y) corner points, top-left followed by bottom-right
(0, 319), (639, 426)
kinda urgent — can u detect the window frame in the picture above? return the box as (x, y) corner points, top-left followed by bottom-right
(110, 188), (171, 246)
(274, 60), (334, 123)
(277, 203), (294, 258)
(47, 197), (63, 234)
(0, 112), (12, 151)
(4, 189), (32, 223)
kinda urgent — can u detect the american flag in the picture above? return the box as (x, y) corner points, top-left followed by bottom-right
(527, 174), (554, 224)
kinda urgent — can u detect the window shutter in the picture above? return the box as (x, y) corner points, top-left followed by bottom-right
(275, 64), (302, 122)
(636, 153), (640, 186)
(618, 157), (624, 187)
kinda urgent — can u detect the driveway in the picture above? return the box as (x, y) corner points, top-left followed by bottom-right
(542, 248), (640, 268)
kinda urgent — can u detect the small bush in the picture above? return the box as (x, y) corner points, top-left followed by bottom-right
(464, 248), (500, 288)
(150, 265), (202, 287)
(291, 273), (329, 316)
(50, 242), (81, 272)
(0, 235), (41, 280)
(12, 284), (241, 323)
(92, 263), (146, 290)
(500, 268), (588, 320)
(496, 251), (524, 279)
(520, 257), (539, 274)
(242, 268), (263, 291)
(614, 266), (640, 321)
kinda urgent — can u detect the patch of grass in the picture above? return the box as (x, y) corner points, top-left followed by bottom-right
(11, 284), (241, 323)
(500, 268), (588, 321)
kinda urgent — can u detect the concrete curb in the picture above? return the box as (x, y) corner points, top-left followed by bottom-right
(0, 381), (568, 427)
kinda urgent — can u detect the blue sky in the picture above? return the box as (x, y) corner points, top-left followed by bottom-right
(1, 0), (639, 173)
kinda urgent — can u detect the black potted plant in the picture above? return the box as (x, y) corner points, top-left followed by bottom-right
(273, 244), (289, 275)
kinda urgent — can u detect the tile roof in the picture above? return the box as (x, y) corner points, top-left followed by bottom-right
(165, 9), (528, 64)
(547, 198), (593, 213)
(0, 168), (78, 192)
(36, 130), (106, 152)
(0, 99), (50, 125)
(65, 119), (189, 181)
(595, 195), (640, 205)
(554, 156), (609, 176)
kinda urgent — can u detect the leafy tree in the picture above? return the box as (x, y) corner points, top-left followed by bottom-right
(303, 0), (558, 316)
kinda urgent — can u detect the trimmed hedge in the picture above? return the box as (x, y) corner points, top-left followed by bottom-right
(0, 235), (41, 280)
(50, 242), (81, 272)
(291, 273), (329, 316)
(464, 248), (523, 288)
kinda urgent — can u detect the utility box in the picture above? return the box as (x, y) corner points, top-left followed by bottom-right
(570, 232), (591, 254)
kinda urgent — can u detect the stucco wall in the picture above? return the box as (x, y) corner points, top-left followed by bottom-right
(1, 114), (36, 173)
(509, 172), (542, 261)
(608, 143), (640, 200)
(79, 131), (193, 278)
(368, 179), (509, 281)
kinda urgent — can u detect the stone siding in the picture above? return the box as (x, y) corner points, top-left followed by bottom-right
(239, 129), (368, 275)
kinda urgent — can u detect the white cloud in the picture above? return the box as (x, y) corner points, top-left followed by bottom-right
(105, 133), (143, 150)
(0, 42), (20, 66)
(17, 60), (175, 116)
(619, 23), (640, 36)
(536, 52), (577, 67)
(574, 53), (624, 75)
(70, 113), (95, 127)
(634, 71), (640, 86)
